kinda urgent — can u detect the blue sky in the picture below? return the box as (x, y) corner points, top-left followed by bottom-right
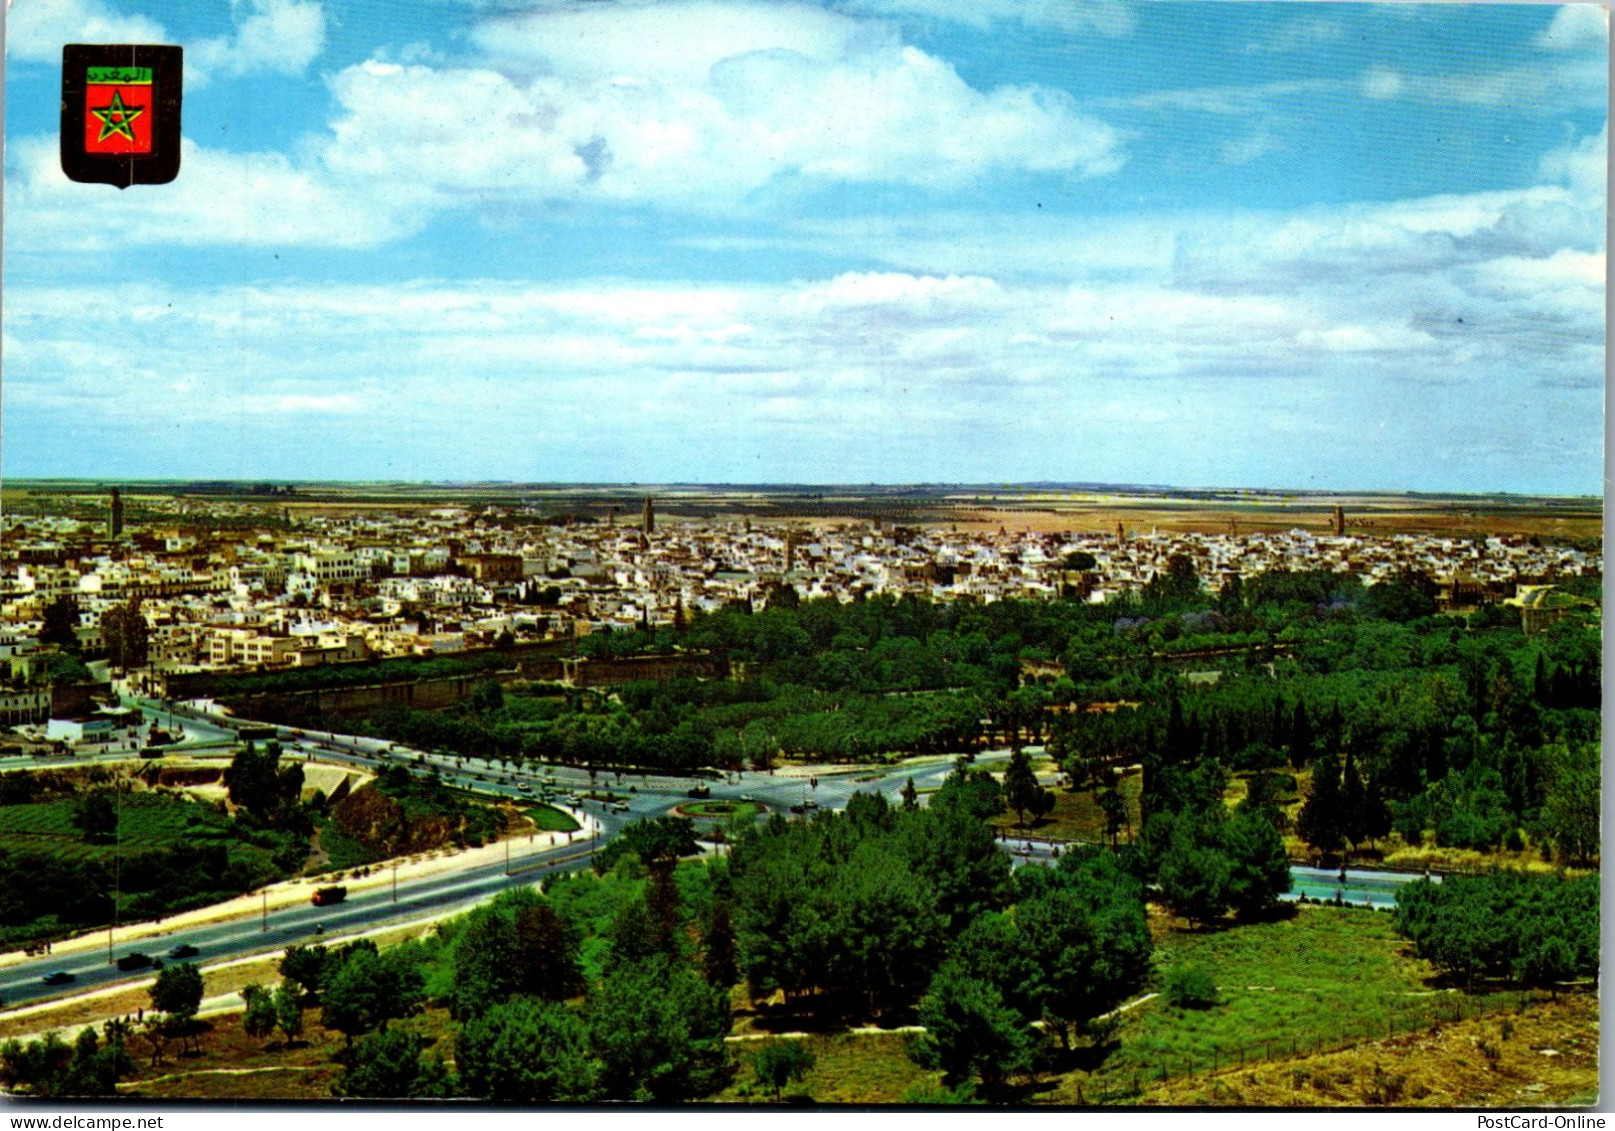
(3, 0), (1606, 492)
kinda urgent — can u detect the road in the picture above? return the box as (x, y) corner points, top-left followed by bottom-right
(0, 831), (599, 1010)
(2, 699), (1021, 1013)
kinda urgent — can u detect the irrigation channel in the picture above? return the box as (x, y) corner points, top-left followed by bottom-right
(1282, 864), (1437, 910)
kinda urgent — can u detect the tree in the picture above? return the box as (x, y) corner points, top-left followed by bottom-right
(1164, 964), (1219, 1009)
(450, 891), (583, 1020)
(702, 900), (738, 988)
(40, 595), (81, 652)
(273, 980), (304, 1045)
(149, 962), (204, 1056)
(586, 957), (732, 1102)
(102, 599), (149, 671)
(900, 776), (919, 811)
(931, 765), (1003, 822)
(1297, 753), (1345, 859)
(457, 998), (599, 1102)
(1143, 554), (1201, 605)
(1225, 809), (1291, 919)
(0, 1025), (129, 1098)
(1362, 570), (1438, 622)
(241, 984), (277, 1044)
(72, 792), (117, 842)
(224, 741), (303, 821)
(1012, 861), (1151, 1048)
(751, 1039), (815, 1100)
(320, 947), (424, 1047)
(915, 963), (1033, 1092)
(150, 962), (203, 1023)
(1156, 820), (1232, 929)
(1340, 749), (1367, 852)
(1097, 779), (1129, 846)
(1002, 748), (1054, 827)
(1542, 742), (1599, 864)
(334, 1028), (451, 1099)
(279, 944), (329, 999)
(593, 816), (699, 874)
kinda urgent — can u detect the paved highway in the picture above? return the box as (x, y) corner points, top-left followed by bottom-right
(0, 832), (601, 1010)
(1, 699), (1022, 1013)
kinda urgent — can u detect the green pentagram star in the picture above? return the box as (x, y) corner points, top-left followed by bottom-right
(90, 90), (144, 143)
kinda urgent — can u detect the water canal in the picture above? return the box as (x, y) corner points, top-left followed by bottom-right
(1283, 865), (1437, 910)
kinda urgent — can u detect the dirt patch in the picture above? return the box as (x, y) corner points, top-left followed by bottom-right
(1135, 994), (1598, 1108)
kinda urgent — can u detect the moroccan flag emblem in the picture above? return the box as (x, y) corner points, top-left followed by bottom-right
(61, 44), (182, 187)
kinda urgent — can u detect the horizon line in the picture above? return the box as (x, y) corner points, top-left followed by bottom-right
(1, 477), (1603, 503)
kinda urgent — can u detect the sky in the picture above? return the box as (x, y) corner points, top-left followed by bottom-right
(2, 0), (1606, 493)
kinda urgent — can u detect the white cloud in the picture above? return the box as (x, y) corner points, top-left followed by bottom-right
(1246, 15), (1343, 54)
(243, 393), (360, 414)
(1539, 120), (1608, 198)
(5, 0), (324, 82)
(312, 10), (1124, 212)
(1361, 66), (1404, 101)
(1535, 4), (1607, 52)
(190, 0), (325, 83)
(4, 135), (426, 250)
(4, 0), (166, 63)
(1219, 129), (1280, 166)
(470, 0), (878, 84)
(835, 0), (1134, 36)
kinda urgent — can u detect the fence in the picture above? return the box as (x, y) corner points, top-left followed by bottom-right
(1083, 988), (1548, 1104)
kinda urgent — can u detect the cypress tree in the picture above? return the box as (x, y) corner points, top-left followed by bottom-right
(1340, 749), (1367, 852)
(1297, 753), (1345, 859)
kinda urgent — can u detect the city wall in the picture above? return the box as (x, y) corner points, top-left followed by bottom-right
(161, 646), (726, 727)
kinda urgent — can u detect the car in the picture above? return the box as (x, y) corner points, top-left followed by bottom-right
(167, 944), (199, 960)
(313, 922), (325, 935)
(740, 794), (754, 803)
(802, 799), (819, 810)
(116, 952), (154, 972)
(41, 971), (75, 986)
(312, 885), (348, 907)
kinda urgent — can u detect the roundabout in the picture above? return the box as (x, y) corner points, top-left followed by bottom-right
(674, 799), (767, 821)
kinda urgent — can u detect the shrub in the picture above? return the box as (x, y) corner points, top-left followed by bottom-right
(1163, 963), (1219, 1009)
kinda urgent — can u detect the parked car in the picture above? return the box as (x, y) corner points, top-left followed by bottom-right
(41, 970), (75, 986)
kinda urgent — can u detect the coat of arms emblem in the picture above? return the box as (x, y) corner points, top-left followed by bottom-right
(61, 44), (182, 187)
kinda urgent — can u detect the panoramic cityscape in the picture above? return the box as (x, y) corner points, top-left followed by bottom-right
(1, 0), (1605, 1113)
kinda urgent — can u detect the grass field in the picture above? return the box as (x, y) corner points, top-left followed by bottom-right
(310, 813), (373, 873)
(0, 793), (236, 864)
(1053, 904), (1527, 1102)
(721, 1032), (941, 1104)
(523, 803), (580, 833)
(679, 800), (766, 822)
(988, 771), (1142, 844)
(1137, 993), (1598, 1107)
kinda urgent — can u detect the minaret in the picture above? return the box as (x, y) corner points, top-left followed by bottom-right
(1332, 504), (1346, 537)
(642, 495), (655, 536)
(784, 530), (797, 573)
(108, 487), (124, 539)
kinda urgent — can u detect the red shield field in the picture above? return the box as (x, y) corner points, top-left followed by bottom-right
(83, 70), (153, 155)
